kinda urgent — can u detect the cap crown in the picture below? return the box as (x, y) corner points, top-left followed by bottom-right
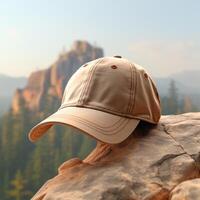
(60, 56), (161, 123)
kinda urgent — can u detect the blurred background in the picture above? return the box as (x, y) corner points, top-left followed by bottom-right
(0, 0), (200, 199)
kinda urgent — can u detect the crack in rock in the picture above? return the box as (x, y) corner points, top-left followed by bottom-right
(162, 123), (200, 173)
(151, 153), (186, 167)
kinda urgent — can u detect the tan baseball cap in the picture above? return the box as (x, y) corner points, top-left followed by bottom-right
(28, 56), (161, 144)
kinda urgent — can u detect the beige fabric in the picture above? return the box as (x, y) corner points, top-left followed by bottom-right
(29, 56), (161, 144)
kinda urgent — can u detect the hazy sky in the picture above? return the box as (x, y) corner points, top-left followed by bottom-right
(1, 0), (200, 77)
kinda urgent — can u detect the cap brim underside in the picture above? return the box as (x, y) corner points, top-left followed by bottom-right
(28, 106), (140, 144)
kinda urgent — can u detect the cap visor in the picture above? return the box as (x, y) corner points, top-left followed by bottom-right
(28, 106), (140, 144)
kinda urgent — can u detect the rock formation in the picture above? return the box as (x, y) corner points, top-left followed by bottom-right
(11, 40), (103, 113)
(31, 112), (200, 200)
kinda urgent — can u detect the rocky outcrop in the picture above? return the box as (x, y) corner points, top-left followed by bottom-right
(11, 40), (103, 113)
(31, 112), (200, 200)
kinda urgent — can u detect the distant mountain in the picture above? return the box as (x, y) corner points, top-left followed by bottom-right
(11, 40), (103, 114)
(0, 74), (27, 115)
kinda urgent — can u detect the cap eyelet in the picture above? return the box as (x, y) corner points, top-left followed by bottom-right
(144, 73), (148, 79)
(111, 65), (117, 69)
(113, 55), (122, 58)
(83, 64), (88, 67)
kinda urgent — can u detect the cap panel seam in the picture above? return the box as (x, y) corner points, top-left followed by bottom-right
(78, 58), (103, 105)
(129, 63), (137, 113)
(59, 103), (137, 119)
(126, 61), (134, 113)
(59, 103), (128, 116)
(81, 58), (104, 104)
(77, 61), (96, 105)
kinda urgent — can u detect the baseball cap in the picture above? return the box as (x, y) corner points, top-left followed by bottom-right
(28, 56), (161, 144)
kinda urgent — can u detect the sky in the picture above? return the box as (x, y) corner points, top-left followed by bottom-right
(0, 0), (200, 77)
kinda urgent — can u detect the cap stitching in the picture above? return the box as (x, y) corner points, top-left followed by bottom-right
(46, 114), (130, 135)
(35, 118), (130, 138)
(78, 58), (103, 105)
(77, 59), (99, 105)
(77, 61), (95, 105)
(70, 116), (130, 136)
(126, 61), (134, 113)
(129, 63), (137, 113)
(59, 103), (129, 117)
(59, 103), (134, 118)
(81, 58), (104, 105)
(51, 113), (126, 131)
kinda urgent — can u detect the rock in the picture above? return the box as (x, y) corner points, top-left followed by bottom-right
(31, 112), (200, 200)
(11, 41), (103, 113)
(170, 179), (200, 200)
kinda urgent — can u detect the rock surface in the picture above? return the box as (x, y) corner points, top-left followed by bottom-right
(31, 112), (200, 200)
(170, 179), (200, 200)
(11, 40), (103, 113)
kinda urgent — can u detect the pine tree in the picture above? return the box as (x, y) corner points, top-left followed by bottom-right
(167, 79), (179, 114)
(6, 170), (31, 200)
(0, 88), (97, 198)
